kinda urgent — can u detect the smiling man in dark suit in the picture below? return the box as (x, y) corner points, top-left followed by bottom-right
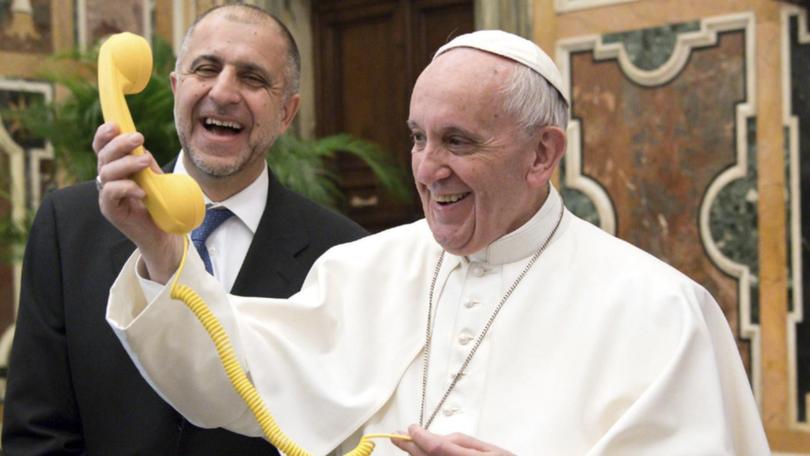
(2, 4), (365, 455)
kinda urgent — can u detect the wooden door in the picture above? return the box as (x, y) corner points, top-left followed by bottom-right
(313, 0), (474, 231)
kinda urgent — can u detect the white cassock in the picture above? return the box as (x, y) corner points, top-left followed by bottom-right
(107, 186), (770, 455)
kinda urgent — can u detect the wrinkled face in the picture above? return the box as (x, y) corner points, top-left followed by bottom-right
(171, 10), (297, 192)
(409, 49), (548, 256)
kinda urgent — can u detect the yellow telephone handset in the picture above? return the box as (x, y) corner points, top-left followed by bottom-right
(98, 32), (204, 234)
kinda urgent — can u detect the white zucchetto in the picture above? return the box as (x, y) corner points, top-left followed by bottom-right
(433, 30), (569, 105)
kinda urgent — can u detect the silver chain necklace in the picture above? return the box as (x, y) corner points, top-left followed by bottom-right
(418, 203), (565, 429)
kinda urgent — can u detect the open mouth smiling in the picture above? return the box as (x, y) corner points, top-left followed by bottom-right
(434, 192), (471, 206)
(201, 117), (244, 135)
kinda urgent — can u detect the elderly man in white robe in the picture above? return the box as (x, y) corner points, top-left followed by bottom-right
(98, 30), (770, 455)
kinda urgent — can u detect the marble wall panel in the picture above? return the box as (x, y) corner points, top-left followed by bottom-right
(564, 26), (754, 374)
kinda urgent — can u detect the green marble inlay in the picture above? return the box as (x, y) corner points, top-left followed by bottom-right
(603, 21), (701, 72)
(559, 157), (601, 226)
(708, 116), (759, 323)
(560, 187), (601, 226)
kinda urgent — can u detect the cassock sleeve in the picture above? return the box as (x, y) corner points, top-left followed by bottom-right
(107, 241), (426, 455)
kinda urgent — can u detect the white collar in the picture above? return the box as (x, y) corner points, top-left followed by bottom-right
(463, 184), (565, 266)
(173, 150), (268, 234)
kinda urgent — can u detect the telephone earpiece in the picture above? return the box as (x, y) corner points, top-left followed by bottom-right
(98, 32), (204, 234)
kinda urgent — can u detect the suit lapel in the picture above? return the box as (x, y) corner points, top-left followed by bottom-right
(108, 234), (135, 273)
(112, 159), (308, 299)
(231, 170), (311, 298)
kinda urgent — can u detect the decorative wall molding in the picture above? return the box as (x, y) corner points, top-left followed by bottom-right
(697, 13), (758, 406)
(556, 12), (760, 403)
(558, 119), (615, 233)
(555, 0), (637, 14)
(782, 4), (810, 430)
(559, 14), (752, 87)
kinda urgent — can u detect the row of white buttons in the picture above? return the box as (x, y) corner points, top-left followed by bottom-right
(440, 263), (491, 421)
(461, 297), (479, 345)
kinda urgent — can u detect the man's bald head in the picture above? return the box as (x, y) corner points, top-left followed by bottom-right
(176, 4), (301, 99)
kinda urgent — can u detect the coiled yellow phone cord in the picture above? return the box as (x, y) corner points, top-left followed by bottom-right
(169, 237), (410, 455)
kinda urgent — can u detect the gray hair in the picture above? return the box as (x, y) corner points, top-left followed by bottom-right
(175, 3), (301, 100)
(501, 63), (569, 132)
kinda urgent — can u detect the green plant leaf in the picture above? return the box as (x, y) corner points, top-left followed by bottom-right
(267, 133), (411, 207)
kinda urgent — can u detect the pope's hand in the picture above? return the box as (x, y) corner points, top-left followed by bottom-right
(392, 425), (514, 456)
(94, 122), (182, 283)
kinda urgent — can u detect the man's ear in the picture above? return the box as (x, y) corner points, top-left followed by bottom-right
(279, 94), (302, 133)
(527, 126), (566, 189)
(170, 71), (178, 94)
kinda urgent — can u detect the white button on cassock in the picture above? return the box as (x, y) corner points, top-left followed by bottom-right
(458, 332), (474, 345)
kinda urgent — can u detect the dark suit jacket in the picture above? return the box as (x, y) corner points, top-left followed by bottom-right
(2, 169), (366, 455)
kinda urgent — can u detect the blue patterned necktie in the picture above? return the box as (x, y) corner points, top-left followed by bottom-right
(191, 207), (234, 275)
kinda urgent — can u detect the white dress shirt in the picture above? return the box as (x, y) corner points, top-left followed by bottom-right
(108, 185), (769, 455)
(173, 151), (267, 292)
